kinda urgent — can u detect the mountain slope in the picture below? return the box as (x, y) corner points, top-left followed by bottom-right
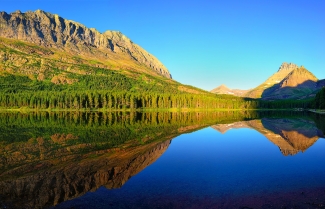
(0, 10), (171, 78)
(0, 10), (212, 96)
(211, 84), (249, 96)
(245, 62), (298, 98)
(261, 66), (319, 100)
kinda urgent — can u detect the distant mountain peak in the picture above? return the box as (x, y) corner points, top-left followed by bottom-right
(211, 84), (248, 96)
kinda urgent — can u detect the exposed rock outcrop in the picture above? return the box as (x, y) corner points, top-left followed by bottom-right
(0, 10), (171, 78)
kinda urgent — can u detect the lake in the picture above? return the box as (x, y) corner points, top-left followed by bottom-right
(0, 111), (324, 208)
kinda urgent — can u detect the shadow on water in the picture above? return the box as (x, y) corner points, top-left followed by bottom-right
(0, 110), (324, 208)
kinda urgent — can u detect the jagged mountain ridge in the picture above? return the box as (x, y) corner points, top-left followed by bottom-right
(0, 10), (171, 78)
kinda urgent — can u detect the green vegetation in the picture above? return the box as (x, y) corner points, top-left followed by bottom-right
(313, 87), (325, 110)
(0, 72), (317, 110)
(0, 37), (323, 111)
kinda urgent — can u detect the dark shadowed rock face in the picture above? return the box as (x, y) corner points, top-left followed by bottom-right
(0, 140), (170, 209)
(0, 10), (171, 78)
(317, 79), (325, 88)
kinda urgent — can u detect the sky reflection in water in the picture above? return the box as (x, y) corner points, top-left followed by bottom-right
(55, 123), (325, 208)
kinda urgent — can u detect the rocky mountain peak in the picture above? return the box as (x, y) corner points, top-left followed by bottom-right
(280, 66), (318, 88)
(0, 10), (171, 78)
(277, 62), (299, 72)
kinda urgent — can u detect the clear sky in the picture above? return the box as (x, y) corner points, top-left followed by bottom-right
(1, 0), (324, 91)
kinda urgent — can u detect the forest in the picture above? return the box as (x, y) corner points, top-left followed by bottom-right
(314, 87), (325, 109)
(0, 74), (321, 111)
(0, 89), (316, 110)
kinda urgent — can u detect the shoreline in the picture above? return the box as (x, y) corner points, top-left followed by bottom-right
(307, 109), (325, 114)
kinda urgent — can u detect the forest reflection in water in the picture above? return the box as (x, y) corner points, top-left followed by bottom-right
(0, 110), (324, 209)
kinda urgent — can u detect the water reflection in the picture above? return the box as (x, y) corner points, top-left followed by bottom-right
(0, 111), (324, 208)
(212, 117), (324, 156)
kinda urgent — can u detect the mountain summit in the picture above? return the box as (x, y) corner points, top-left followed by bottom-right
(245, 62), (299, 98)
(211, 84), (248, 96)
(0, 10), (171, 78)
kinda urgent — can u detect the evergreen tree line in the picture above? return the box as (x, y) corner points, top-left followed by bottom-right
(0, 90), (321, 110)
(313, 87), (325, 109)
(0, 91), (263, 110)
(0, 72), (322, 110)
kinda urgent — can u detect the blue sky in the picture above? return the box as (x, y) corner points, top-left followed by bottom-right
(2, 0), (324, 91)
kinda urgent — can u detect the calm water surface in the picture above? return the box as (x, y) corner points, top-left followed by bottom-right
(0, 111), (324, 208)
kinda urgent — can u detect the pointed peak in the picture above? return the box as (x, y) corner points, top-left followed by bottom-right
(220, 84), (227, 87)
(278, 62), (298, 72)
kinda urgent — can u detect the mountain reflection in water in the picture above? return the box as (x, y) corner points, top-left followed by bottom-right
(211, 117), (324, 156)
(0, 111), (324, 209)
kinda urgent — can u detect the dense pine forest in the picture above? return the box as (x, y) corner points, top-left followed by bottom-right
(0, 73), (317, 110)
(314, 87), (325, 109)
(0, 73), (320, 110)
(0, 73), (262, 110)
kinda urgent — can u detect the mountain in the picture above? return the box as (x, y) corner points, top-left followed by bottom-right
(245, 62), (299, 98)
(0, 10), (215, 98)
(211, 62), (324, 100)
(211, 84), (249, 96)
(0, 10), (171, 78)
(261, 66), (319, 100)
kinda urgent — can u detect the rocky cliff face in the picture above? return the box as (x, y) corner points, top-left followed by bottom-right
(0, 10), (171, 78)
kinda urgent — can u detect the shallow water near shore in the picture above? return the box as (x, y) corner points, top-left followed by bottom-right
(0, 111), (324, 208)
